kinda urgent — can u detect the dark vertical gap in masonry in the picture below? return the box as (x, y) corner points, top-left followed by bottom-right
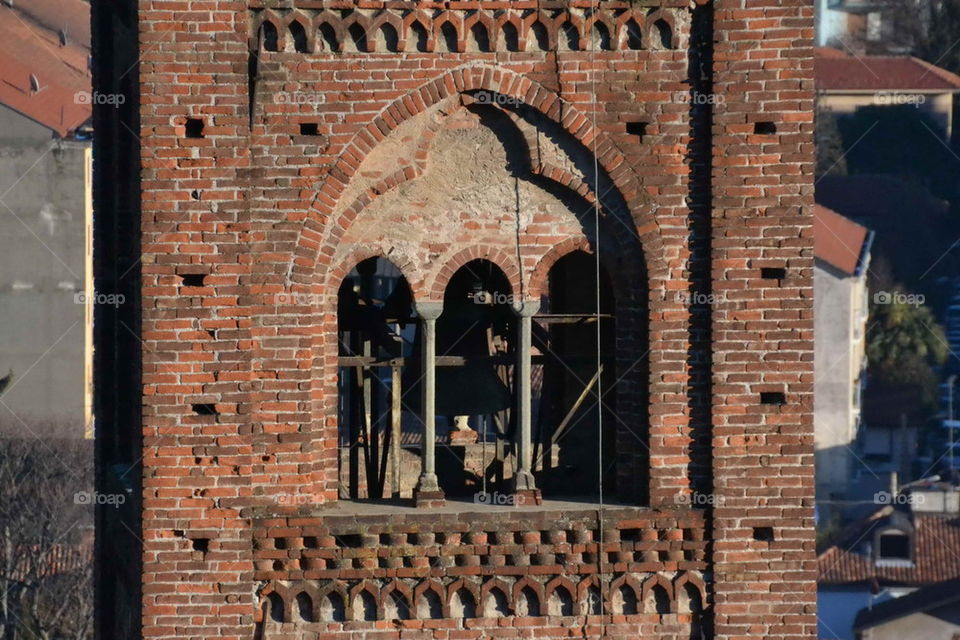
(92, 0), (143, 637)
(687, 3), (716, 638)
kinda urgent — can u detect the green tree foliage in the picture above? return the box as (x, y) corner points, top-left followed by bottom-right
(815, 109), (848, 178)
(867, 293), (949, 416)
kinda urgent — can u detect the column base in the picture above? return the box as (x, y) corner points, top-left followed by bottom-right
(414, 473), (445, 508)
(414, 489), (446, 508)
(511, 488), (542, 506)
(511, 470), (541, 506)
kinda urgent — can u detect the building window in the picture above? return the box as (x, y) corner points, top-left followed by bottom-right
(876, 530), (911, 564)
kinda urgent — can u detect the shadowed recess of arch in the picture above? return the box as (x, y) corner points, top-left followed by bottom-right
(318, 22), (338, 51)
(501, 22), (519, 51)
(295, 591), (314, 622)
(591, 22), (611, 50)
(319, 591), (346, 621)
(529, 21), (549, 50)
(354, 590), (377, 621)
(450, 587), (477, 619)
(260, 21), (278, 52)
(410, 20), (429, 51)
(289, 20), (308, 52)
(266, 592), (283, 623)
(348, 22), (367, 51)
(625, 19), (643, 50)
(560, 21), (579, 50)
(440, 21), (458, 52)
(462, 100), (643, 257)
(418, 588), (443, 619)
(484, 586), (510, 617)
(376, 23), (399, 52)
(654, 18), (672, 48)
(468, 21), (490, 52)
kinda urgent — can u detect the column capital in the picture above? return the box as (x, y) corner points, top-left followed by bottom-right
(511, 299), (540, 317)
(415, 300), (444, 320)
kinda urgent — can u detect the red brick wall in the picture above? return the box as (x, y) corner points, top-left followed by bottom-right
(133, 0), (814, 638)
(710, 1), (817, 639)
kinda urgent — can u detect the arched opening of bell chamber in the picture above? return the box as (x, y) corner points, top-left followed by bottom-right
(412, 259), (517, 499)
(530, 250), (622, 502)
(336, 256), (418, 501)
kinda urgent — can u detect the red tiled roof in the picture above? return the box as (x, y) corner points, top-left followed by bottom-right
(818, 509), (960, 587)
(814, 204), (869, 276)
(815, 48), (960, 92)
(13, 0), (91, 48)
(10, 543), (92, 581)
(0, 5), (91, 137)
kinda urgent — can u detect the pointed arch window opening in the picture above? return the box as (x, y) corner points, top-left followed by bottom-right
(335, 252), (630, 506)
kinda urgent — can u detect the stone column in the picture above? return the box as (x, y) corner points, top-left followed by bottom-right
(512, 300), (541, 503)
(414, 301), (445, 507)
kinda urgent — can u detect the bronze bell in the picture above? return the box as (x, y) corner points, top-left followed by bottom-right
(403, 285), (512, 417)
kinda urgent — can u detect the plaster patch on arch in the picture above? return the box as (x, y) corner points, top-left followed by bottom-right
(288, 64), (667, 288)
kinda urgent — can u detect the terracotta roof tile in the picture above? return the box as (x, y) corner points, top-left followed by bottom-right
(0, 5), (91, 137)
(814, 204), (870, 276)
(815, 48), (960, 92)
(818, 509), (960, 587)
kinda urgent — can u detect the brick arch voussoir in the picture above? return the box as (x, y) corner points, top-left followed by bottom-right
(324, 244), (427, 315)
(429, 246), (522, 302)
(673, 571), (707, 611)
(342, 13), (373, 52)
(641, 573), (675, 614)
(256, 10), (285, 52)
(479, 577), (514, 615)
(370, 12), (405, 52)
(349, 580), (382, 619)
(414, 579), (449, 618)
(462, 11), (495, 51)
(609, 573), (643, 610)
(255, 582), (287, 623)
(554, 11), (586, 51)
(645, 9), (679, 50)
(527, 237), (591, 301)
(312, 11), (345, 52)
(544, 575), (578, 608)
(495, 11), (524, 51)
(283, 11), (315, 53)
(511, 576), (545, 614)
(289, 66), (664, 287)
(446, 577), (481, 612)
(433, 12), (464, 52)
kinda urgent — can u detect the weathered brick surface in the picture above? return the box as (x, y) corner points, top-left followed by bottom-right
(132, 0), (814, 638)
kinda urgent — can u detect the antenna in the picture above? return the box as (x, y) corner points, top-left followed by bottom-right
(59, 28), (69, 46)
(29, 74), (41, 93)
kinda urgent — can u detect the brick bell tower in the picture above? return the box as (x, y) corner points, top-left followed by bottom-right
(92, 0), (816, 638)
